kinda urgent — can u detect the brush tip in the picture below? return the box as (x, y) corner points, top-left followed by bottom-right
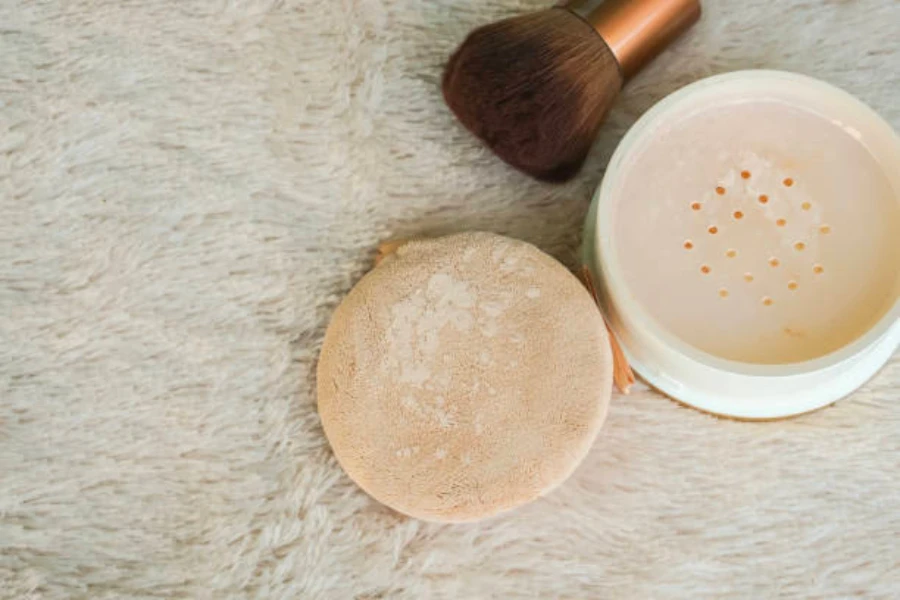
(442, 9), (622, 182)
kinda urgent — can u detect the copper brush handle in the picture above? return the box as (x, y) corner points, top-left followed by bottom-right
(564, 0), (701, 80)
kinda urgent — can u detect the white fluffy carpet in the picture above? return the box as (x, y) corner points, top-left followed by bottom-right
(2, 0), (898, 597)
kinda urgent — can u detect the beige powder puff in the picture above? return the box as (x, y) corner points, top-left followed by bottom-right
(317, 232), (613, 522)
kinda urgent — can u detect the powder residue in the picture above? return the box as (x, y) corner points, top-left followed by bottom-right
(389, 272), (476, 386)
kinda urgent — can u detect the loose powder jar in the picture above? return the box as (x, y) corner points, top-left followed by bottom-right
(317, 232), (613, 522)
(584, 71), (900, 419)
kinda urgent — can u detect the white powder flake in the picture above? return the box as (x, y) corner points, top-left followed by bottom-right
(480, 301), (505, 318)
(434, 369), (452, 389)
(477, 296), (511, 339)
(491, 242), (511, 264)
(388, 272), (476, 387)
(434, 409), (455, 430)
(480, 320), (499, 338)
(396, 447), (419, 459)
(400, 394), (456, 430)
(500, 256), (519, 273)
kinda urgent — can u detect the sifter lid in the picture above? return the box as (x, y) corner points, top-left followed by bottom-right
(583, 71), (900, 419)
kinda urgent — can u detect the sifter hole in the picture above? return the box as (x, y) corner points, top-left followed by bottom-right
(788, 281), (799, 291)
(733, 211), (744, 220)
(684, 240), (694, 250)
(719, 288), (729, 298)
(708, 226), (719, 235)
(820, 225), (831, 234)
(801, 202), (812, 211)
(744, 273), (754, 282)
(769, 257), (780, 267)
(701, 265), (711, 274)
(726, 249), (737, 258)
(794, 242), (806, 251)
(758, 194), (769, 204)
(762, 296), (774, 306)
(741, 170), (751, 179)
(813, 264), (824, 274)
(716, 186), (726, 196)
(691, 202), (702, 211)
(776, 218), (787, 227)
(783, 178), (794, 187)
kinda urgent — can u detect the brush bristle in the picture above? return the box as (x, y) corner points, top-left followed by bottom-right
(442, 9), (623, 182)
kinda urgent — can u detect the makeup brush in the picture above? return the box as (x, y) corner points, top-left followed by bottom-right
(442, 0), (701, 182)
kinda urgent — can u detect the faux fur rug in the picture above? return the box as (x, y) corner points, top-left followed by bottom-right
(1, 0), (898, 598)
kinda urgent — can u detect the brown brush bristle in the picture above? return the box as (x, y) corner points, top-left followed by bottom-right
(442, 9), (623, 182)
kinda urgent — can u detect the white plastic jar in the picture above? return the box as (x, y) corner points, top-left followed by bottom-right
(583, 71), (900, 419)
